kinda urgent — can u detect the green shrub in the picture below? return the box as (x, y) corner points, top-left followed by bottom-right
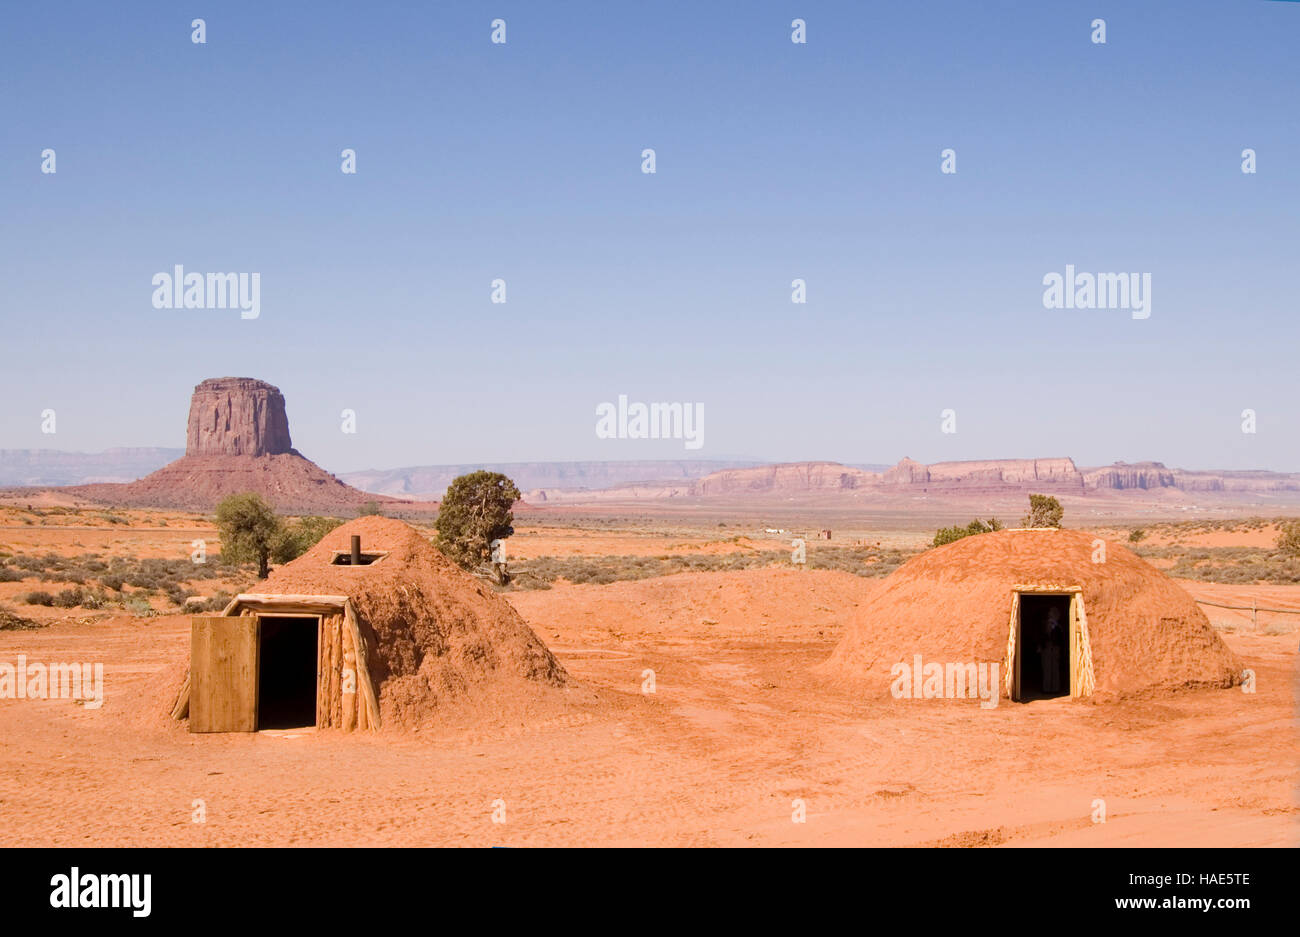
(270, 515), (344, 564)
(1021, 494), (1064, 528)
(933, 518), (1003, 548)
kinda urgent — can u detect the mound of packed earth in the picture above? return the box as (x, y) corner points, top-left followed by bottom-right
(167, 517), (571, 731)
(818, 528), (1241, 700)
(260, 517), (568, 728)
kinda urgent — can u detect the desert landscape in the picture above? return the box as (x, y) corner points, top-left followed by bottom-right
(0, 500), (1296, 847)
(5, 3), (1298, 895)
(0, 377), (1296, 848)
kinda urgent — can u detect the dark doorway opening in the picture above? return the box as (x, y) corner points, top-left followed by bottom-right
(257, 616), (318, 729)
(1018, 594), (1071, 700)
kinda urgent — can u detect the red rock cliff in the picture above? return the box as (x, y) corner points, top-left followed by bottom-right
(185, 377), (293, 457)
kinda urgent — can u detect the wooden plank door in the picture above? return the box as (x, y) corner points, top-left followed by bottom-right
(190, 615), (259, 732)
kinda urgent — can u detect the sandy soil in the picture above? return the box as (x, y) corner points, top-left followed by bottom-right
(0, 513), (216, 561)
(1, 569), (1294, 847)
(1094, 523), (1285, 549)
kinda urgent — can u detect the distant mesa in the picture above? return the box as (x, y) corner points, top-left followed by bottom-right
(186, 377), (293, 457)
(522, 456), (1300, 503)
(68, 377), (410, 513)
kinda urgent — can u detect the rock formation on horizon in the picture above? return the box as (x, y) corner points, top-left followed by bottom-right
(521, 456), (1300, 503)
(67, 378), (403, 512)
(186, 377), (293, 458)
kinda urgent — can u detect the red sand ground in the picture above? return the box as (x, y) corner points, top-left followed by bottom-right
(1, 568), (1294, 847)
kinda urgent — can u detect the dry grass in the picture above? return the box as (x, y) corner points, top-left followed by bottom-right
(0, 550), (251, 611)
(502, 545), (916, 590)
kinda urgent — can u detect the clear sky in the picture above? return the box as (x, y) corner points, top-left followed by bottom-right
(2, 1), (1297, 473)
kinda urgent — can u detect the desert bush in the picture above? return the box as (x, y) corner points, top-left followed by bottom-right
(123, 595), (156, 617)
(165, 585), (193, 607)
(12, 553), (55, 572)
(1129, 528), (1147, 543)
(1021, 494), (1064, 528)
(23, 590), (55, 607)
(436, 472), (520, 583)
(270, 515), (344, 564)
(1276, 521), (1300, 558)
(80, 589), (110, 610)
(216, 493), (282, 579)
(0, 568), (23, 582)
(53, 587), (85, 608)
(933, 518), (1003, 548)
(196, 590), (234, 613)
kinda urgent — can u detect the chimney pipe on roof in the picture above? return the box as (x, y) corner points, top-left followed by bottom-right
(351, 535), (361, 566)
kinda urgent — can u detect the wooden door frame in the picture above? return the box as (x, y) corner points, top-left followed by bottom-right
(1006, 585), (1093, 701)
(176, 594), (382, 732)
(253, 612), (323, 731)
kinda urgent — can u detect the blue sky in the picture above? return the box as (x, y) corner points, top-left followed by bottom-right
(1, 1), (1297, 472)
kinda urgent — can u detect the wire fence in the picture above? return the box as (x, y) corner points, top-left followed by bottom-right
(1196, 598), (1300, 632)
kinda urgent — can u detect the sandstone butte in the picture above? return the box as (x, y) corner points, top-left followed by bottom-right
(69, 377), (414, 513)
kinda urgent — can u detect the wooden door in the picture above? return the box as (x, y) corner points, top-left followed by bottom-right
(190, 615), (259, 732)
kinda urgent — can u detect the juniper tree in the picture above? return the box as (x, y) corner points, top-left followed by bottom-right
(436, 471), (521, 582)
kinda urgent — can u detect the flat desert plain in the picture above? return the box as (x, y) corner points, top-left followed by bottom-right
(0, 504), (1296, 847)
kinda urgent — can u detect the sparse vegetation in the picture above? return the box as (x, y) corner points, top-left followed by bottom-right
(932, 518), (1003, 548)
(1021, 494), (1064, 528)
(1132, 543), (1300, 584)
(0, 604), (41, 631)
(503, 545), (916, 590)
(53, 588), (84, 608)
(1, 547), (251, 613)
(215, 493), (282, 579)
(1276, 520), (1300, 557)
(270, 515), (344, 564)
(436, 472), (521, 584)
(1129, 528), (1147, 543)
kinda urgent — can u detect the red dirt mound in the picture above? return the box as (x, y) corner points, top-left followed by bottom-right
(818, 528), (1242, 700)
(251, 517), (570, 729)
